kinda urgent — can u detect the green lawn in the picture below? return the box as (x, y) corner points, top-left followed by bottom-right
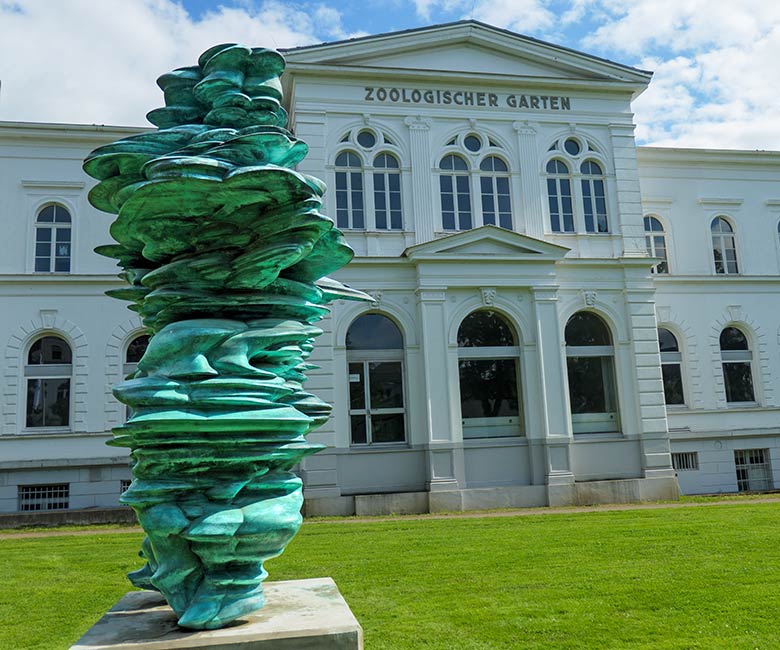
(2, 503), (780, 649)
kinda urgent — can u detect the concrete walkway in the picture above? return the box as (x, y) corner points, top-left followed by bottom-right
(2, 495), (780, 539)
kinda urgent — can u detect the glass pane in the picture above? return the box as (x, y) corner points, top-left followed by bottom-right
(464, 135), (481, 152)
(348, 362), (365, 409)
(658, 328), (679, 352)
(357, 130), (376, 148)
(126, 335), (149, 363)
(565, 312), (611, 346)
(44, 378), (70, 426)
(35, 242), (51, 257)
(723, 363), (755, 402)
(564, 139), (581, 156)
(350, 414), (367, 444)
(28, 336), (72, 364)
(26, 379), (44, 427)
(35, 257), (50, 272)
(662, 364), (684, 405)
(371, 413), (405, 443)
(458, 311), (515, 347)
(567, 356), (614, 414)
(36, 227), (52, 242)
(368, 362), (403, 409)
(54, 257), (70, 273)
(458, 359), (519, 418)
(37, 206), (55, 223)
(346, 314), (403, 350)
(720, 327), (748, 350)
(56, 228), (71, 243)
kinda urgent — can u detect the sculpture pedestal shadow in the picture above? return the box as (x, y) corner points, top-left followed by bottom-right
(70, 578), (363, 650)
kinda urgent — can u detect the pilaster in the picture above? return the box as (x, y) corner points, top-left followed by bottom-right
(416, 287), (463, 490)
(531, 286), (575, 487)
(404, 116), (435, 244)
(609, 123), (646, 257)
(513, 121), (545, 238)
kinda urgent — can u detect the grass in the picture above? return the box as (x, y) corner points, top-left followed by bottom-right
(2, 502), (780, 649)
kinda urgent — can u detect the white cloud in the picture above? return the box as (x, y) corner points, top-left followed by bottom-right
(411, 0), (554, 32)
(0, 0), (348, 126)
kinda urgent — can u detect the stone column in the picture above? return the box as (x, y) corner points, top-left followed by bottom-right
(513, 121), (545, 238)
(531, 286), (575, 504)
(415, 287), (463, 497)
(404, 116), (435, 244)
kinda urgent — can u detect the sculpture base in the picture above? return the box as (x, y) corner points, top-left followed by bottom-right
(70, 578), (363, 650)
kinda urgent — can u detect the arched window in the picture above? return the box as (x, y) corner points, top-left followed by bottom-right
(580, 160), (608, 233)
(346, 314), (405, 445)
(124, 334), (150, 418)
(373, 153), (402, 230)
(35, 204), (71, 273)
(565, 312), (618, 433)
(334, 151), (365, 230)
(546, 159), (574, 233)
(644, 216), (668, 274)
(25, 336), (72, 428)
(457, 310), (522, 438)
(719, 327), (755, 403)
(440, 154), (472, 231)
(479, 156), (512, 230)
(658, 328), (684, 405)
(711, 217), (738, 274)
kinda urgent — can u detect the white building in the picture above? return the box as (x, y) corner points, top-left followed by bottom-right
(0, 21), (778, 516)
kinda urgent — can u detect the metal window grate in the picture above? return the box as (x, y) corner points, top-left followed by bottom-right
(734, 448), (772, 492)
(18, 483), (69, 511)
(120, 479), (131, 494)
(672, 451), (699, 471)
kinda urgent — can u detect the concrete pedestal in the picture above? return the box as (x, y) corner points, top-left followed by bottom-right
(70, 578), (363, 650)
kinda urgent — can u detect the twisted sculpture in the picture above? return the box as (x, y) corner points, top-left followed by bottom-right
(83, 44), (368, 629)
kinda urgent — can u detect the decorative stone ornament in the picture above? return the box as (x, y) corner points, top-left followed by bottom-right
(83, 44), (369, 630)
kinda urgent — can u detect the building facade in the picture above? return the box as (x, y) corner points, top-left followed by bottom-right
(0, 22), (778, 516)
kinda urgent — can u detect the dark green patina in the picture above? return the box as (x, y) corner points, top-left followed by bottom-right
(83, 44), (368, 630)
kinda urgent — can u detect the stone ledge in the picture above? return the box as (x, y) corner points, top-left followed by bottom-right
(70, 578), (362, 650)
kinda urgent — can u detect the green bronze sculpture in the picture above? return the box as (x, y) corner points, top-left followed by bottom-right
(83, 44), (368, 630)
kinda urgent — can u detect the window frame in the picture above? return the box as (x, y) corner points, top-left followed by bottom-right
(658, 327), (685, 407)
(565, 311), (620, 434)
(457, 310), (524, 439)
(644, 215), (669, 274)
(544, 137), (612, 236)
(24, 335), (73, 432)
(710, 216), (739, 275)
(436, 134), (515, 233)
(719, 326), (756, 405)
(372, 152), (403, 231)
(734, 448), (772, 492)
(34, 203), (72, 274)
(346, 313), (407, 446)
(123, 333), (150, 419)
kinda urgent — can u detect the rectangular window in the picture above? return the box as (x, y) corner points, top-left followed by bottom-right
(672, 451), (698, 471)
(348, 361), (405, 445)
(722, 362), (755, 403)
(735, 448), (772, 492)
(18, 484), (69, 511)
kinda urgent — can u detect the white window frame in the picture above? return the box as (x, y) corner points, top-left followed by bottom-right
(334, 150), (366, 230)
(711, 216), (739, 275)
(734, 448), (772, 492)
(719, 327), (756, 406)
(23, 335), (73, 433)
(644, 215), (669, 274)
(34, 203), (72, 274)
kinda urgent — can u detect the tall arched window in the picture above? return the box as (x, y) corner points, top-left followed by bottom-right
(35, 204), (71, 273)
(457, 310), (522, 438)
(711, 217), (738, 274)
(373, 152), (402, 230)
(644, 216), (668, 274)
(580, 160), (608, 233)
(346, 314), (405, 445)
(334, 151), (365, 230)
(479, 156), (512, 230)
(565, 312), (618, 433)
(546, 159), (574, 233)
(124, 334), (150, 418)
(440, 154), (472, 231)
(658, 328), (684, 405)
(719, 327), (755, 403)
(25, 336), (72, 428)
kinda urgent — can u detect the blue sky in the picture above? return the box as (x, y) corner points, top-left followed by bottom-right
(1, 0), (779, 149)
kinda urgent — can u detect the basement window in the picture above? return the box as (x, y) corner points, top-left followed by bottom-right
(18, 483), (69, 511)
(671, 451), (698, 471)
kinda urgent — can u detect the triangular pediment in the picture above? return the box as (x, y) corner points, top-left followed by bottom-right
(404, 225), (569, 262)
(282, 21), (651, 86)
